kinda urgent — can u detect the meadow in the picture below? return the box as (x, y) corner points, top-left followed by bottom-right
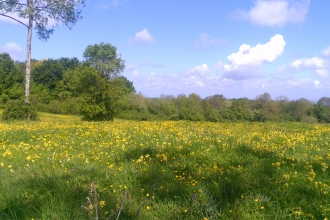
(0, 112), (330, 219)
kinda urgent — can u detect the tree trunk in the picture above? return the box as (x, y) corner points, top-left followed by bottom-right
(25, 0), (33, 104)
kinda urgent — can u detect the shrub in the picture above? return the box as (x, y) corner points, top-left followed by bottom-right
(2, 99), (38, 121)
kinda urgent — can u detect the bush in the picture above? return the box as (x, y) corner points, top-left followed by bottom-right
(2, 99), (38, 121)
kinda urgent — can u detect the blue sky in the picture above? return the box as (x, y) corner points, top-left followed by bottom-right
(1, 0), (330, 101)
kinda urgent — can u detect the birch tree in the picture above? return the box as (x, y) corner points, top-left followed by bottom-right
(0, 0), (85, 103)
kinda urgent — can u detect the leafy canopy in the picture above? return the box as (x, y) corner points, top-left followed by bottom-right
(83, 42), (125, 79)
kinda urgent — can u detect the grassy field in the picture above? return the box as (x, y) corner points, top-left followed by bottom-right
(0, 112), (330, 219)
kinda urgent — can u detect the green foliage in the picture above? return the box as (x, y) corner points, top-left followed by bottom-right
(2, 99), (37, 121)
(230, 98), (253, 121)
(83, 42), (125, 79)
(67, 66), (127, 121)
(0, 53), (24, 103)
(178, 93), (204, 121)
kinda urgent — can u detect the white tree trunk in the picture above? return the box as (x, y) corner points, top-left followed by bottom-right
(25, 0), (33, 104)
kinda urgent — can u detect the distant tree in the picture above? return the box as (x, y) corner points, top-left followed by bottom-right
(230, 98), (253, 121)
(0, 0), (85, 103)
(202, 100), (219, 122)
(254, 92), (282, 121)
(83, 42), (125, 79)
(178, 93), (204, 121)
(312, 97), (330, 123)
(204, 94), (227, 111)
(283, 98), (313, 122)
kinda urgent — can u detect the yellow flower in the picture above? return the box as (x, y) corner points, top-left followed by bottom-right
(100, 200), (106, 208)
(184, 209), (188, 213)
(146, 206), (150, 210)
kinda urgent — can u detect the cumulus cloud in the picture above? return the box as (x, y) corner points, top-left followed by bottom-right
(314, 80), (322, 88)
(280, 56), (329, 78)
(0, 42), (24, 60)
(194, 33), (228, 49)
(188, 64), (210, 76)
(221, 34), (285, 79)
(128, 28), (155, 44)
(232, 0), (310, 27)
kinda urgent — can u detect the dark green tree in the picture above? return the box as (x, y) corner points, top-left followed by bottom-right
(0, 53), (24, 106)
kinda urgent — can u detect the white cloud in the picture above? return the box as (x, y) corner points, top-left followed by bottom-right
(128, 28), (155, 44)
(290, 57), (326, 69)
(321, 46), (330, 57)
(315, 69), (328, 78)
(223, 34), (286, 76)
(233, 0), (310, 27)
(194, 33), (228, 48)
(281, 56), (329, 78)
(188, 64), (210, 76)
(2, 42), (23, 52)
(0, 42), (24, 60)
(314, 80), (322, 88)
(214, 61), (223, 71)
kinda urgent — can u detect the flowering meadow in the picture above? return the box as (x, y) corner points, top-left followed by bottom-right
(1, 115), (330, 219)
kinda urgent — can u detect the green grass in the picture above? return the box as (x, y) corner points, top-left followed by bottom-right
(0, 115), (330, 219)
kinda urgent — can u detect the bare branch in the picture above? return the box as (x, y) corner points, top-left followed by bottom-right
(0, 13), (28, 27)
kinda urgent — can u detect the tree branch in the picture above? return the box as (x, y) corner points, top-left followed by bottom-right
(0, 13), (28, 27)
(0, 0), (26, 6)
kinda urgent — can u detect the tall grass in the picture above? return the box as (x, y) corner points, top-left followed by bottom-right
(0, 114), (329, 219)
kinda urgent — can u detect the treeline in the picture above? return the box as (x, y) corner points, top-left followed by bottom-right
(116, 92), (330, 123)
(1, 49), (330, 123)
(0, 43), (134, 121)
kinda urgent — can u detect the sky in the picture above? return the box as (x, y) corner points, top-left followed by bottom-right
(1, 0), (330, 101)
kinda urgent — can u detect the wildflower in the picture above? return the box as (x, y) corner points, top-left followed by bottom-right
(146, 206), (150, 210)
(100, 200), (106, 208)
(184, 209), (188, 213)
(260, 206), (264, 210)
